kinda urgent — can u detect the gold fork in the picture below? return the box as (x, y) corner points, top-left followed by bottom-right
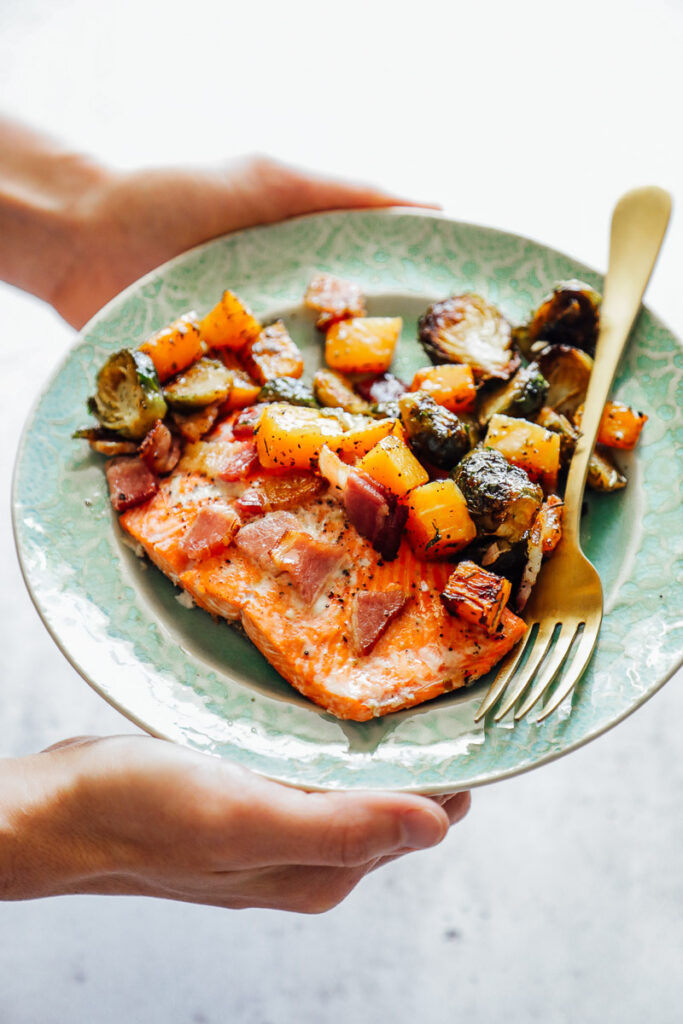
(475, 186), (672, 724)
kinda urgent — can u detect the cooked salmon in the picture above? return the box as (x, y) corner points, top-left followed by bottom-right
(120, 428), (527, 720)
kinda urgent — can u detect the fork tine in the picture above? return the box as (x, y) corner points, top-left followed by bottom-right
(473, 634), (532, 722)
(493, 621), (557, 721)
(513, 623), (578, 720)
(535, 621), (600, 722)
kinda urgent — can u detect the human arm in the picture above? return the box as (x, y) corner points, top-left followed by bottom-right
(0, 736), (469, 910)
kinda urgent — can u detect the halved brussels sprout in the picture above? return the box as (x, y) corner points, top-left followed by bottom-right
(535, 406), (580, 468)
(258, 376), (318, 408)
(535, 344), (594, 417)
(513, 279), (601, 357)
(478, 363), (549, 425)
(587, 447), (627, 492)
(313, 369), (370, 413)
(88, 349), (167, 441)
(398, 391), (474, 469)
(163, 357), (233, 410)
(451, 446), (543, 543)
(418, 293), (519, 381)
(72, 427), (139, 457)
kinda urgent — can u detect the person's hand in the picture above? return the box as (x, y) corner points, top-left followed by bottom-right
(1, 736), (469, 911)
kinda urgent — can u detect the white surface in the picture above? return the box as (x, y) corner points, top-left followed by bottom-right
(1, 1), (682, 1021)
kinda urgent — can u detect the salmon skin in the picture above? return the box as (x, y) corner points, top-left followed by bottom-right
(120, 433), (527, 721)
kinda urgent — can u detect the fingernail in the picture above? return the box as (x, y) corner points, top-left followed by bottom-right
(400, 808), (446, 850)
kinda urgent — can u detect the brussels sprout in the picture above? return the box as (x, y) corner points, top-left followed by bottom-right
(513, 279), (601, 357)
(257, 376), (318, 407)
(398, 392), (474, 469)
(478, 363), (549, 425)
(163, 357), (233, 410)
(72, 427), (138, 457)
(463, 535), (529, 591)
(451, 446), (543, 543)
(418, 293), (519, 381)
(535, 344), (594, 417)
(587, 447), (627, 492)
(88, 349), (167, 441)
(535, 406), (579, 468)
(312, 369), (370, 413)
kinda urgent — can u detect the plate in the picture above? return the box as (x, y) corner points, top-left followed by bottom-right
(12, 210), (683, 792)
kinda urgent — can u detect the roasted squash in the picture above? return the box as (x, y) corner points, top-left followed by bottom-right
(404, 479), (477, 559)
(410, 364), (477, 413)
(441, 561), (512, 634)
(484, 413), (561, 491)
(138, 313), (204, 383)
(199, 290), (262, 350)
(243, 320), (304, 384)
(325, 317), (402, 374)
(358, 434), (429, 497)
(575, 400), (647, 450)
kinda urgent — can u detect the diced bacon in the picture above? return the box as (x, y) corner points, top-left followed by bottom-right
(355, 372), (407, 405)
(217, 440), (260, 481)
(234, 511), (299, 568)
(304, 272), (366, 331)
(343, 471), (408, 561)
(105, 457), (158, 512)
(139, 420), (181, 475)
(352, 586), (408, 654)
(271, 530), (343, 604)
(232, 403), (267, 438)
(179, 504), (241, 561)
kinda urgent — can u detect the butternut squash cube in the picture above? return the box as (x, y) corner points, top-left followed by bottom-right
(243, 320), (304, 384)
(358, 434), (429, 497)
(199, 290), (262, 350)
(441, 560), (511, 634)
(256, 403), (344, 470)
(336, 418), (399, 461)
(410, 364), (477, 413)
(218, 351), (262, 409)
(574, 400), (648, 450)
(485, 413), (560, 491)
(138, 313), (203, 383)
(325, 317), (402, 374)
(404, 479), (477, 559)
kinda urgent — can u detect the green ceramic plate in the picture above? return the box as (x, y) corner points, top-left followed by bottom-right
(12, 210), (683, 792)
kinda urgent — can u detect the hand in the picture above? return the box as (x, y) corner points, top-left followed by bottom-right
(1, 736), (469, 912)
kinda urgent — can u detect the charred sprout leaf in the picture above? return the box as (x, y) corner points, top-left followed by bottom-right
(452, 446), (543, 543)
(72, 427), (139, 456)
(89, 349), (167, 441)
(587, 447), (627, 492)
(313, 369), (370, 413)
(418, 293), (519, 381)
(163, 357), (233, 410)
(513, 279), (601, 357)
(258, 376), (318, 408)
(478, 363), (549, 425)
(535, 406), (579, 468)
(398, 391), (474, 469)
(462, 535), (529, 592)
(535, 344), (594, 417)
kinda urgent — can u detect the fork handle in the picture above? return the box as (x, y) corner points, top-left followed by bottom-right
(563, 186), (672, 538)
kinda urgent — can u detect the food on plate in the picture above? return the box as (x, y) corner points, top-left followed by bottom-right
(76, 273), (645, 719)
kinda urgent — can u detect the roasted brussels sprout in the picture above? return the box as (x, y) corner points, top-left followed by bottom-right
(418, 293), (519, 381)
(163, 357), (233, 410)
(88, 349), (167, 441)
(478, 363), (549, 425)
(535, 344), (594, 417)
(72, 427), (138, 457)
(462, 535), (529, 592)
(513, 279), (601, 357)
(313, 369), (370, 413)
(451, 446), (543, 543)
(587, 447), (627, 492)
(258, 376), (318, 408)
(535, 406), (579, 468)
(398, 392), (474, 469)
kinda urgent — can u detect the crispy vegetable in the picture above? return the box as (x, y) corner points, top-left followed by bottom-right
(452, 447), (543, 543)
(587, 447), (627, 492)
(484, 413), (561, 490)
(535, 406), (579, 467)
(89, 349), (168, 441)
(199, 290), (262, 350)
(163, 357), (233, 410)
(404, 479), (477, 559)
(575, 400), (647, 450)
(399, 391), (474, 469)
(478, 363), (549, 425)
(313, 369), (370, 413)
(535, 344), (594, 417)
(516, 496), (564, 610)
(358, 434), (429, 497)
(441, 560), (512, 634)
(138, 313), (204, 383)
(171, 402), (221, 442)
(216, 350), (261, 409)
(243, 320), (304, 384)
(304, 272), (366, 330)
(410, 364), (477, 413)
(418, 293), (519, 381)
(513, 279), (601, 357)
(258, 376), (318, 408)
(325, 317), (402, 374)
(73, 427), (138, 457)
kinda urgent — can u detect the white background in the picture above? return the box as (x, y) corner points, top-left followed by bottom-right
(1, 1), (682, 1021)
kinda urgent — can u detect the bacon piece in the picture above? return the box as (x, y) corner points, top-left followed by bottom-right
(139, 420), (181, 475)
(354, 372), (407, 405)
(271, 530), (343, 604)
(105, 457), (158, 512)
(232, 403), (267, 438)
(234, 511), (299, 568)
(352, 586), (408, 654)
(179, 504), (241, 561)
(304, 272), (366, 331)
(343, 471), (408, 561)
(217, 440), (260, 481)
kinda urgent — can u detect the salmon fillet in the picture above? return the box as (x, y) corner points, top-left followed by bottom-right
(120, 434), (527, 720)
